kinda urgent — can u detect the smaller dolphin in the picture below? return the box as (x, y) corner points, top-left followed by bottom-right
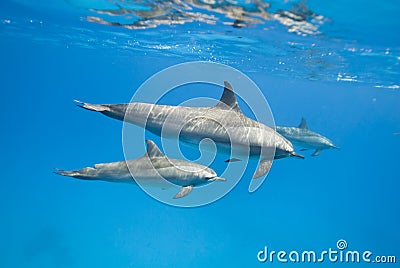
(55, 140), (225, 199)
(275, 118), (339, 156)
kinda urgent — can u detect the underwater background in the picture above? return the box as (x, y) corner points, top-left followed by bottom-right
(1, 0), (399, 267)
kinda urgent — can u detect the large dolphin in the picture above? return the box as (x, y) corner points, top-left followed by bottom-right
(56, 140), (225, 199)
(75, 81), (303, 179)
(276, 118), (339, 156)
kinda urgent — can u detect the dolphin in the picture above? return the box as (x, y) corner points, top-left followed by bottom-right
(276, 118), (339, 156)
(55, 140), (226, 199)
(74, 81), (304, 179)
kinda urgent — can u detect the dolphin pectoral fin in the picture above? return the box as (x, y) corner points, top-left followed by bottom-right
(312, 149), (322, 156)
(300, 148), (308, 151)
(224, 158), (241, 163)
(252, 159), (273, 179)
(174, 185), (194, 199)
(74, 100), (107, 112)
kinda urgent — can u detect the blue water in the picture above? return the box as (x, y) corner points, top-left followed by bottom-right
(1, 0), (399, 267)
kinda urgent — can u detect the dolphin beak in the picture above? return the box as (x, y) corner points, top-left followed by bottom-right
(291, 151), (305, 159)
(208, 177), (227, 182)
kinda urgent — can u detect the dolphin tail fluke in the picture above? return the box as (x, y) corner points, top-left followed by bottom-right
(252, 159), (273, 179)
(74, 100), (108, 112)
(174, 185), (193, 199)
(54, 168), (76, 177)
(54, 168), (95, 180)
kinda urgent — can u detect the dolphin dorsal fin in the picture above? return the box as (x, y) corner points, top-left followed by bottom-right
(145, 140), (165, 158)
(215, 81), (242, 114)
(298, 117), (309, 130)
